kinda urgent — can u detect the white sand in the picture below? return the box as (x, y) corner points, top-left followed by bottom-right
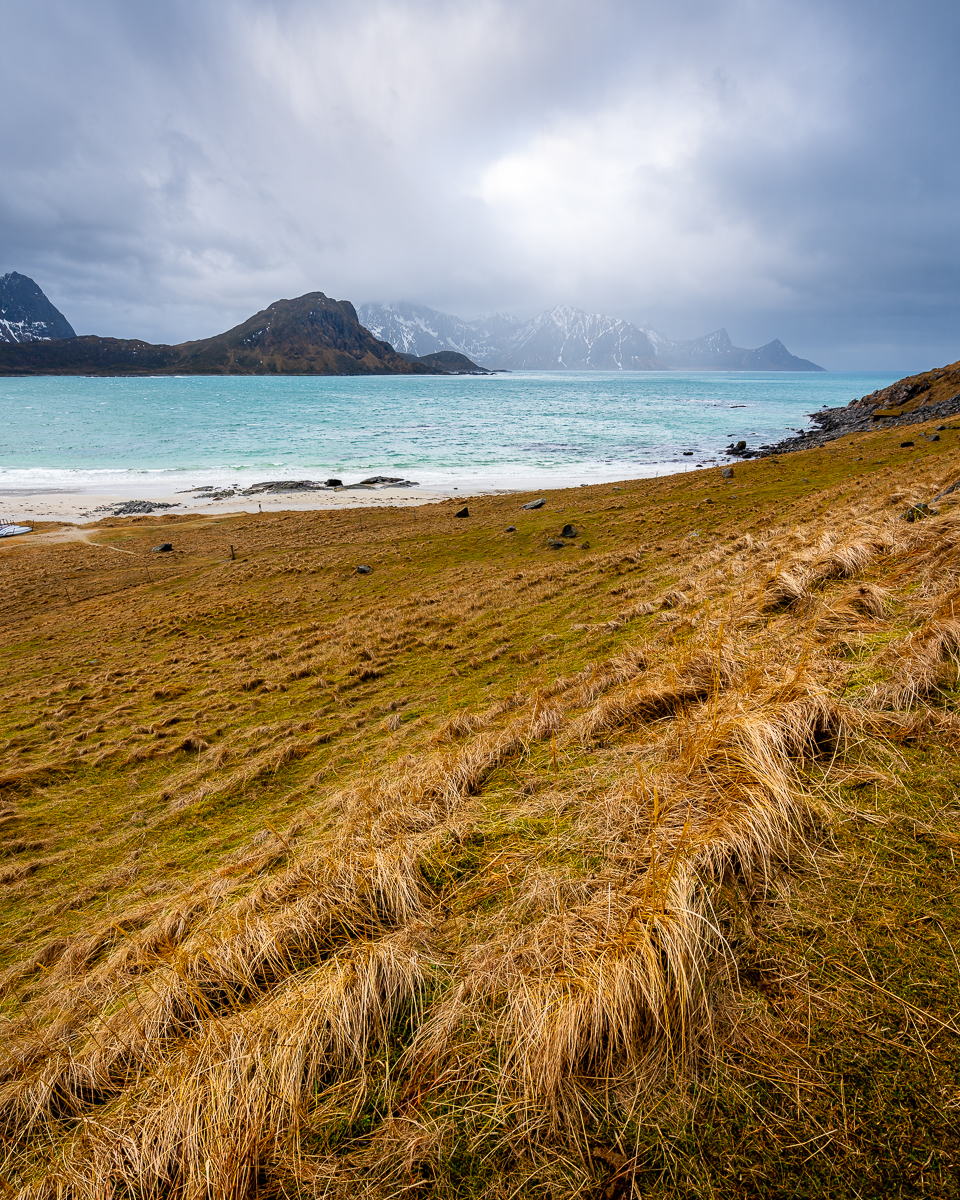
(0, 481), (511, 525)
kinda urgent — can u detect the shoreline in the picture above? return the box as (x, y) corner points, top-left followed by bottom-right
(0, 480), (497, 525)
(0, 461), (718, 526)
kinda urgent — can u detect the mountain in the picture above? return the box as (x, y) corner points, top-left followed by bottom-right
(0, 272), (75, 342)
(655, 327), (824, 371)
(358, 302), (519, 366)
(0, 293), (477, 377)
(494, 305), (663, 370)
(359, 301), (825, 371)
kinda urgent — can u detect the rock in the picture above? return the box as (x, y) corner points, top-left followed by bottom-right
(113, 500), (175, 515)
(580, 541), (591, 549)
(152, 543), (173, 553)
(505, 526), (517, 532)
(454, 506), (470, 518)
(900, 440), (915, 447)
(937, 425), (946, 431)
(903, 503), (939, 522)
(325, 478), (343, 487)
(521, 498), (546, 510)
(929, 434), (940, 441)
(560, 524), (578, 538)
(721, 466), (734, 479)
(682, 451), (694, 456)
(356, 565), (372, 574)
(704, 498), (715, 504)
(241, 479), (324, 495)
(546, 538), (565, 549)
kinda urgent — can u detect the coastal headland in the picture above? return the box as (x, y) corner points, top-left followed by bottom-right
(3, 400), (960, 1196)
(0, 291), (489, 377)
(730, 357), (960, 457)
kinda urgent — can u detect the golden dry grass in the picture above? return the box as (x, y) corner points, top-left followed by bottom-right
(2, 416), (960, 1197)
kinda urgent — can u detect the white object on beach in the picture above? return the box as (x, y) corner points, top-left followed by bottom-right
(0, 524), (32, 537)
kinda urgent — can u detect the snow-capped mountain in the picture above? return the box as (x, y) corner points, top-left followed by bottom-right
(494, 305), (663, 370)
(0, 272), (75, 342)
(358, 302), (519, 367)
(359, 301), (824, 371)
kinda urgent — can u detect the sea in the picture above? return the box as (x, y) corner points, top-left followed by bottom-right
(1, 370), (898, 497)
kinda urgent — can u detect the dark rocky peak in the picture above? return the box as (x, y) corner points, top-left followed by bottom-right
(0, 272), (75, 342)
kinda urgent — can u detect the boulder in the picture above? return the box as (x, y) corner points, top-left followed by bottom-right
(546, 538), (565, 549)
(903, 503), (938, 522)
(113, 500), (175, 515)
(152, 543), (173, 553)
(454, 506), (470, 518)
(325, 478), (343, 487)
(900, 440), (915, 448)
(721, 466), (734, 479)
(521, 498), (546, 510)
(560, 524), (578, 538)
(505, 526), (517, 532)
(356, 565), (372, 574)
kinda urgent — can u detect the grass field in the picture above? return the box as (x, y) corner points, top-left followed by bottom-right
(2, 416), (960, 1198)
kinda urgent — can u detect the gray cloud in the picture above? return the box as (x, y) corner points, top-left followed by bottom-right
(2, 0), (958, 369)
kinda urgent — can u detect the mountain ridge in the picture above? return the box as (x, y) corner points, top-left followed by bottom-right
(359, 301), (825, 371)
(0, 292), (472, 377)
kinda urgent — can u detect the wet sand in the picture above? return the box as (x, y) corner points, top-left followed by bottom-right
(0, 481), (508, 525)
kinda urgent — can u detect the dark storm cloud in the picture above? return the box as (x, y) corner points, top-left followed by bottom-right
(2, 0), (958, 369)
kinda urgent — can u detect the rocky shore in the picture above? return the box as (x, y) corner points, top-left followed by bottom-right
(723, 359), (960, 459)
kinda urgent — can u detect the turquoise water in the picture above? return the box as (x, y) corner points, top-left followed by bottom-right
(0, 370), (897, 493)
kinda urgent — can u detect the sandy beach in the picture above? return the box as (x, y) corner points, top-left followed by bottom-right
(0, 479), (508, 526)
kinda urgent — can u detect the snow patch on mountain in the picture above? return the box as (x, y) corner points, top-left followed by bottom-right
(360, 301), (824, 372)
(0, 272), (75, 342)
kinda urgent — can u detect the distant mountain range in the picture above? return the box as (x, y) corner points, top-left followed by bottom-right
(359, 301), (825, 371)
(0, 282), (484, 376)
(0, 273), (824, 375)
(0, 271), (75, 342)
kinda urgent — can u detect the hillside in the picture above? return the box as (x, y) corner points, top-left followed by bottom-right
(2, 415), (960, 1196)
(746, 355), (960, 456)
(0, 293), (456, 377)
(359, 301), (825, 371)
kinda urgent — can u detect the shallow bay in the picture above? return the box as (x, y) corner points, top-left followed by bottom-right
(2, 369), (897, 495)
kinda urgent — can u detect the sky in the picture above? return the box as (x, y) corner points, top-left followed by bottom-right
(2, 0), (959, 371)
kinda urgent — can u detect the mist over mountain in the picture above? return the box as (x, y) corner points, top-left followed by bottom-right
(0, 272), (75, 343)
(359, 302), (824, 371)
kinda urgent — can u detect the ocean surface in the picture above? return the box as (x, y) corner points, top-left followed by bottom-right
(0, 371), (898, 496)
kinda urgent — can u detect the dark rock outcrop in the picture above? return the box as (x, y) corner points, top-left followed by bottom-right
(0, 272), (75, 342)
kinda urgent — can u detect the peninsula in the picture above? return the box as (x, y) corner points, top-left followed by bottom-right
(0, 289), (486, 377)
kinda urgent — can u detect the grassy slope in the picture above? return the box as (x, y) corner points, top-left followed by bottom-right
(2, 419), (960, 1197)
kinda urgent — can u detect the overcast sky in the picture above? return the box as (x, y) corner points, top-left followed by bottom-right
(2, 0), (958, 370)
